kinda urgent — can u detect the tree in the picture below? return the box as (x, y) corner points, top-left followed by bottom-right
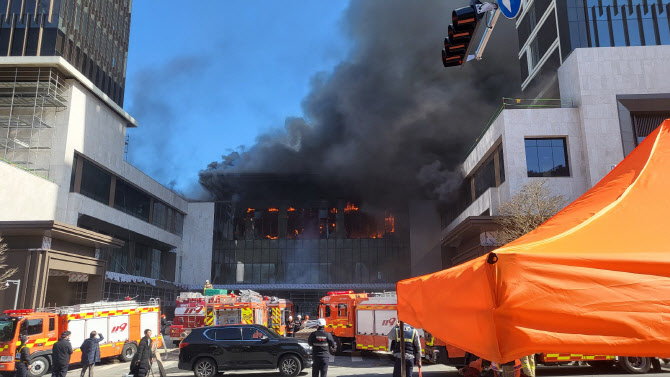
(0, 237), (17, 289)
(494, 180), (565, 246)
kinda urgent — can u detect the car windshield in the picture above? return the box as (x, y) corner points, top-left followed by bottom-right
(0, 318), (18, 342)
(263, 327), (281, 339)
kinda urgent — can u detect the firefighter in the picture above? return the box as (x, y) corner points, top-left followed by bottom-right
(286, 315), (296, 337)
(204, 280), (213, 293)
(14, 335), (30, 377)
(387, 323), (421, 377)
(520, 355), (536, 377)
(308, 318), (335, 377)
(296, 315), (304, 331)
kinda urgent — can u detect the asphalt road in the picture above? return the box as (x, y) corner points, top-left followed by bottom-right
(60, 336), (670, 377)
(62, 350), (670, 377)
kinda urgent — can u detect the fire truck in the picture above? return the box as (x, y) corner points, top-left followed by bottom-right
(171, 290), (268, 344)
(318, 290), (440, 357)
(423, 331), (469, 366)
(264, 297), (293, 336)
(169, 292), (206, 345)
(0, 300), (162, 377)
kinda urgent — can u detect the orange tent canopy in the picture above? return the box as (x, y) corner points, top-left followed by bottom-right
(397, 120), (670, 364)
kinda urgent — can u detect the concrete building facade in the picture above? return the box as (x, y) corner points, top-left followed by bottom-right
(442, 45), (670, 267)
(0, 58), (214, 312)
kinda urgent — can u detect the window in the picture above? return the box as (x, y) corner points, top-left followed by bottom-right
(337, 304), (347, 317)
(22, 319), (43, 335)
(152, 201), (167, 229)
(242, 327), (267, 340)
(324, 305), (331, 318)
(114, 180), (150, 221)
(134, 243), (150, 277)
(632, 112), (670, 145)
(473, 153), (496, 198)
(79, 159), (111, 204)
(215, 328), (241, 341)
(525, 138), (570, 177)
(150, 249), (161, 279)
(49, 318), (55, 332)
(174, 212), (184, 236)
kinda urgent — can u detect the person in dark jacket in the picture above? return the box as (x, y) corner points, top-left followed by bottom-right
(14, 335), (31, 377)
(285, 316), (296, 338)
(307, 319), (335, 377)
(51, 331), (72, 377)
(130, 329), (154, 377)
(80, 331), (104, 377)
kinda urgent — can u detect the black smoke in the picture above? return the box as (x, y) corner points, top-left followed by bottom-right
(199, 0), (521, 204)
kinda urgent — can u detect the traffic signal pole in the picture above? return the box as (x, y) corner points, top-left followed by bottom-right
(470, 7), (501, 62)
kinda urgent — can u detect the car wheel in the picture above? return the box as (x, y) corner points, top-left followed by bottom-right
(619, 357), (652, 374)
(119, 343), (137, 362)
(193, 357), (217, 377)
(28, 356), (49, 377)
(278, 355), (301, 377)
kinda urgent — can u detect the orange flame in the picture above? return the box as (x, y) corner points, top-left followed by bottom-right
(247, 208), (255, 213)
(287, 207), (296, 212)
(385, 214), (395, 233)
(265, 235), (278, 240)
(330, 208), (337, 214)
(344, 202), (359, 212)
(268, 208), (279, 212)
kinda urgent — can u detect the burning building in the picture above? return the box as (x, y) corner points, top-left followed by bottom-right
(204, 174), (410, 315)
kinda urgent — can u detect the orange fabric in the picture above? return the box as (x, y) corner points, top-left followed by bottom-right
(397, 120), (670, 364)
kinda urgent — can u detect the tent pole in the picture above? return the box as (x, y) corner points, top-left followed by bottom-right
(400, 321), (406, 377)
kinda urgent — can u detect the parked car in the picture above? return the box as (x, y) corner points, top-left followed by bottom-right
(178, 324), (312, 377)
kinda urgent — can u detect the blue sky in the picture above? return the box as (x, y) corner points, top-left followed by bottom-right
(124, 1), (350, 193)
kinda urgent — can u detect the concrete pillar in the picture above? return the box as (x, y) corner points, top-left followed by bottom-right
(335, 200), (345, 238)
(278, 203), (288, 239)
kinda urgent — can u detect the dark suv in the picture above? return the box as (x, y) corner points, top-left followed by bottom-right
(178, 324), (312, 377)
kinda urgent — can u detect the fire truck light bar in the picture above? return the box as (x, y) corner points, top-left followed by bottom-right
(327, 290), (355, 296)
(3, 309), (35, 315)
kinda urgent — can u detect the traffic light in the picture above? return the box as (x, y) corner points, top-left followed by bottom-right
(442, 5), (480, 68)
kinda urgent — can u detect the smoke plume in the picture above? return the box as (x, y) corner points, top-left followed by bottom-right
(199, 0), (520, 204)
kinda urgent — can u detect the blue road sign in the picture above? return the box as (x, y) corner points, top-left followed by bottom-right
(498, 0), (523, 19)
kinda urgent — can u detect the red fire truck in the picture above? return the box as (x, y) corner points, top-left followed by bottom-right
(169, 293), (206, 345)
(264, 297), (293, 336)
(170, 290), (269, 344)
(0, 300), (162, 377)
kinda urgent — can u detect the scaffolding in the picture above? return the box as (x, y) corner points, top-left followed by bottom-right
(0, 67), (68, 179)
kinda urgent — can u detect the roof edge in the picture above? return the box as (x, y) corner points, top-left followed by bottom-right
(0, 56), (138, 128)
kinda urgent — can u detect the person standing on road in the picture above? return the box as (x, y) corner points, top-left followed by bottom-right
(308, 319), (335, 377)
(14, 335), (31, 377)
(520, 355), (536, 377)
(80, 331), (104, 377)
(130, 329), (154, 377)
(51, 331), (73, 377)
(388, 323), (421, 377)
(286, 316), (296, 337)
